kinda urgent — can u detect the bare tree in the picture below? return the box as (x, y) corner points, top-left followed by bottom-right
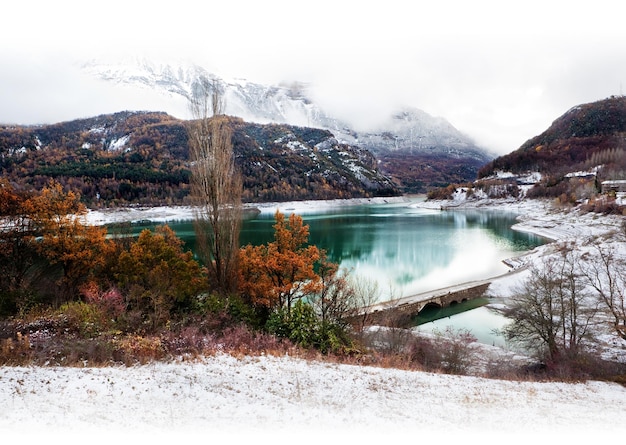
(346, 274), (382, 333)
(187, 76), (242, 294)
(502, 247), (598, 361)
(309, 258), (355, 327)
(580, 235), (626, 339)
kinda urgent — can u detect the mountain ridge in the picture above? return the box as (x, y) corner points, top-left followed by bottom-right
(479, 96), (626, 179)
(0, 111), (398, 206)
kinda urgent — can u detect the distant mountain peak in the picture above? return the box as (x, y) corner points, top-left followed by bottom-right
(82, 59), (481, 147)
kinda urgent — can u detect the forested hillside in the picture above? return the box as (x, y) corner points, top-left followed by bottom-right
(479, 96), (626, 180)
(0, 112), (398, 207)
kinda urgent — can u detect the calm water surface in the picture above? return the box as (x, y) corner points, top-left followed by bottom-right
(116, 198), (547, 345)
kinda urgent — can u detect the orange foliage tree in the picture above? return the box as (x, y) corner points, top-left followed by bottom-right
(238, 211), (322, 312)
(0, 180), (36, 311)
(0, 180), (114, 309)
(22, 181), (114, 303)
(114, 225), (207, 328)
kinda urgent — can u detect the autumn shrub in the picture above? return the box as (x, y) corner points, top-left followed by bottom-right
(114, 225), (208, 331)
(112, 335), (166, 365)
(160, 325), (211, 357)
(52, 337), (116, 366)
(80, 282), (125, 318)
(0, 333), (33, 365)
(218, 324), (294, 355)
(59, 301), (110, 338)
(426, 184), (457, 200)
(192, 293), (263, 330)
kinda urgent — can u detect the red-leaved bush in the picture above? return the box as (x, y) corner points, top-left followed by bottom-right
(80, 282), (125, 317)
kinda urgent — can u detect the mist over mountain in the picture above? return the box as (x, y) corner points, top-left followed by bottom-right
(82, 59), (494, 192)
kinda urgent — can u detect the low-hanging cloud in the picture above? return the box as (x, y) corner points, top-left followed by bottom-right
(2, 1), (626, 156)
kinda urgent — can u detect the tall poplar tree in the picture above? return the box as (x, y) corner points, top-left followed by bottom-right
(187, 76), (243, 294)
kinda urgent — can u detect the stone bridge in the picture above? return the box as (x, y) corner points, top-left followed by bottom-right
(360, 281), (492, 328)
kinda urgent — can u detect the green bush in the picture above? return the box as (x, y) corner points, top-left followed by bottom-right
(59, 301), (110, 338)
(192, 293), (263, 330)
(266, 300), (353, 354)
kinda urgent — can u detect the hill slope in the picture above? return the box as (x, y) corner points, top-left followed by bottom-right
(479, 96), (626, 179)
(0, 111), (398, 206)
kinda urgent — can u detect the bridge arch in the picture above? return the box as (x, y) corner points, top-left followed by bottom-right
(418, 302), (442, 316)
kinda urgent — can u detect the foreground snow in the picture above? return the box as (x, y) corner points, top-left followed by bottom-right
(1, 354), (625, 442)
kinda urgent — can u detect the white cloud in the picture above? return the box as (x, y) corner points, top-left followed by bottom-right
(2, 0), (626, 155)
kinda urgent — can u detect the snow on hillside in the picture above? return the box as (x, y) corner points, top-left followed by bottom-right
(82, 59), (492, 160)
(85, 197), (409, 225)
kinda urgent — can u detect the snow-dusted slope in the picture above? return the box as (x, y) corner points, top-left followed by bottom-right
(82, 59), (344, 131)
(1, 354), (624, 442)
(341, 107), (490, 161)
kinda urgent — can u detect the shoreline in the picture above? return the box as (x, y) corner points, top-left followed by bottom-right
(85, 196), (411, 226)
(86, 195), (624, 300)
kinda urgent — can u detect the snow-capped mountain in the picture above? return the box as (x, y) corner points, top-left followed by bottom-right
(339, 108), (490, 161)
(82, 58), (494, 192)
(82, 59), (344, 131)
(82, 59), (483, 152)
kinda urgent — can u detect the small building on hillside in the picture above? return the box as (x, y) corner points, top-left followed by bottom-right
(601, 180), (626, 194)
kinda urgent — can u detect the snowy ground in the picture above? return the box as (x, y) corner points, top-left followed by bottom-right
(3, 196), (626, 442)
(1, 354), (625, 443)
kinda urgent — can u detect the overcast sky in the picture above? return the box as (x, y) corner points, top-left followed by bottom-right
(2, 0), (625, 155)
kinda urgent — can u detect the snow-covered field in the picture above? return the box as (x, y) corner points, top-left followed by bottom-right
(1, 354), (625, 443)
(3, 196), (626, 442)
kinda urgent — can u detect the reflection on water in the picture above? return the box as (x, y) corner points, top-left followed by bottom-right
(301, 202), (544, 300)
(415, 305), (512, 348)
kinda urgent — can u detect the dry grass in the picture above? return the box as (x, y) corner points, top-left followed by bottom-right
(1, 313), (625, 385)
